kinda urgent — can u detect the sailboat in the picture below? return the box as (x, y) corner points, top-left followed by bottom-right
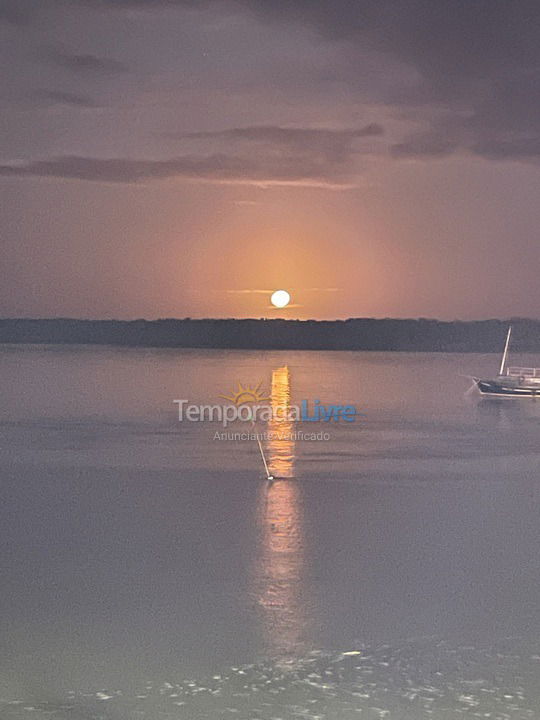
(475, 326), (540, 398)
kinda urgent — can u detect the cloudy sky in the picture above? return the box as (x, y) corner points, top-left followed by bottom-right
(1, 0), (539, 319)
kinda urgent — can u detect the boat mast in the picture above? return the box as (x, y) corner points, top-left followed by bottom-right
(499, 325), (512, 375)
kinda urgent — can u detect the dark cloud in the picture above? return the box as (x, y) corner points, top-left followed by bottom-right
(391, 135), (458, 159)
(470, 72), (540, 136)
(1, 0), (200, 22)
(35, 90), (97, 108)
(238, 1), (539, 82)
(473, 137), (540, 160)
(285, 1), (539, 164)
(15, 0), (539, 82)
(0, 0), (31, 24)
(181, 124), (384, 162)
(185, 124), (383, 142)
(3, 0), (539, 162)
(0, 124), (383, 187)
(39, 0), (540, 162)
(0, 150), (360, 187)
(246, 0), (539, 163)
(111, 1), (540, 162)
(392, 118), (540, 162)
(80, 0), (199, 5)
(61, 0), (539, 82)
(392, 69), (540, 160)
(47, 48), (128, 75)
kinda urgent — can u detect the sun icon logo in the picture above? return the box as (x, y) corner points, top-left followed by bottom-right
(219, 381), (270, 406)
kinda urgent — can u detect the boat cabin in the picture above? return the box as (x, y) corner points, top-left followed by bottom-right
(501, 367), (540, 385)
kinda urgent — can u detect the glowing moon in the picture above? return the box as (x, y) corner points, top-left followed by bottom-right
(270, 289), (291, 308)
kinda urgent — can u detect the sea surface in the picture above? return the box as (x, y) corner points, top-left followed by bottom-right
(1, 344), (540, 719)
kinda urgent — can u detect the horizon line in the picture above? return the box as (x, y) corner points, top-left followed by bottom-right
(1, 316), (538, 324)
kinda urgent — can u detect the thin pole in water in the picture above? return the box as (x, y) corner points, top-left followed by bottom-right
(251, 416), (273, 480)
(499, 325), (512, 375)
(256, 434), (274, 481)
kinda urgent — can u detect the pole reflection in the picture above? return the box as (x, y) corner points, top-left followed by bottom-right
(253, 366), (308, 658)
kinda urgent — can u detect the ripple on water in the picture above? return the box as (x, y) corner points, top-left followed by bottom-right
(2, 637), (540, 719)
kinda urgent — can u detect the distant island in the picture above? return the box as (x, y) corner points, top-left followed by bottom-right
(1, 317), (540, 352)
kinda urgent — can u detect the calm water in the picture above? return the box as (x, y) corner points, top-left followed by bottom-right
(1, 344), (540, 719)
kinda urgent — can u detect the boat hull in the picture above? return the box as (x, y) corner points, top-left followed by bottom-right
(476, 379), (540, 398)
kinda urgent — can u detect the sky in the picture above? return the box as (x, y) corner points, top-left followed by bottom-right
(0, 0), (539, 320)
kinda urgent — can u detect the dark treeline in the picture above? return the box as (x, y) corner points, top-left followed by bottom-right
(1, 317), (540, 352)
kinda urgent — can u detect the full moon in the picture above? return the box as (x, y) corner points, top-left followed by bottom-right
(270, 289), (291, 308)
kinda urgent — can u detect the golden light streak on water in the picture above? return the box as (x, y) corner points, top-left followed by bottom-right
(267, 365), (295, 479)
(253, 366), (308, 657)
